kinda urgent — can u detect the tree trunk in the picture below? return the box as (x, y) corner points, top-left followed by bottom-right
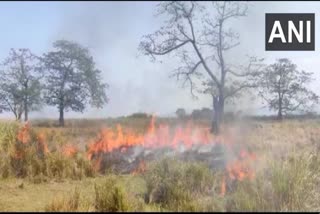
(211, 93), (225, 135)
(17, 112), (22, 121)
(24, 100), (28, 122)
(277, 97), (283, 120)
(218, 94), (224, 123)
(59, 106), (64, 127)
(211, 102), (218, 134)
(211, 96), (220, 135)
(14, 113), (19, 121)
(277, 108), (283, 120)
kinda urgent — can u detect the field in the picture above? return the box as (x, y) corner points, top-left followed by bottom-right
(0, 116), (319, 211)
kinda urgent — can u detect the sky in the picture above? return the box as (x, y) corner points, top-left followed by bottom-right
(0, 1), (320, 119)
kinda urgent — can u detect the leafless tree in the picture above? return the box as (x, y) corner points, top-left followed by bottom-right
(257, 58), (319, 120)
(139, 1), (263, 134)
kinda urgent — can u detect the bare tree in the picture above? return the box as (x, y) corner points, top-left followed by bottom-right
(0, 48), (42, 121)
(139, 1), (263, 134)
(257, 58), (319, 120)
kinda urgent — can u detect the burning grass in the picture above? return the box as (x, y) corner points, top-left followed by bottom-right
(0, 118), (319, 211)
(0, 122), (95, 182)
(226, 151), (320, 211)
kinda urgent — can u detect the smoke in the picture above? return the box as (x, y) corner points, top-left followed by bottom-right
(87, 116), (255, 175)
(1, 1), (320, 120)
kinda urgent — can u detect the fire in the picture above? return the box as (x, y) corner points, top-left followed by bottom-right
(62, 144), (78, 157)
(87, 125), (144, 160)
(132, 160), (146, 175)
(17, 122), (31, 144)
(15, 122), (49, 158)
(226, 150), (256, 181)
(87, 117), (257, 192)
(87, 115), (213, 160)
(15, 117), (257, 196)
(37, 132), (49, 155)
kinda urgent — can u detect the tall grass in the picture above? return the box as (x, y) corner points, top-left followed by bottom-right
(94, 175), (144, 211)
(226, 152), (320, 211)
(143, 158), (223, 211)
(0, 122), (95, 181)
(44, 188), (92, 211)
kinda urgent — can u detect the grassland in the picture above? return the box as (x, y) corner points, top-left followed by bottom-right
(0, 116), (319, 211)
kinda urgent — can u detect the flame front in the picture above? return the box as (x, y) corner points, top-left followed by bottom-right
(17, 122), (31, 144)
(62, 144), (78, 157)
(87, 116), (213, 160)
(14, 118), (256, 196)
(87, 116), (257, 197)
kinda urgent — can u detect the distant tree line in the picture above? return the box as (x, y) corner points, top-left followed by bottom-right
(176, 107), (239, 122)
(0, 40), (109, 126)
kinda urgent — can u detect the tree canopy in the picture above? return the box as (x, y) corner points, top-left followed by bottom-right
(0, 48), (42, 121)
(257, 58), (319, 119)
(41, 40), (109, 126)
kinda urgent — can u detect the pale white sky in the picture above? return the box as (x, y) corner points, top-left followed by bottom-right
(0, 1), (319, 119)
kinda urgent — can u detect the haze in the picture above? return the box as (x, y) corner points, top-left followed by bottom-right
(0, 1), (319, 119)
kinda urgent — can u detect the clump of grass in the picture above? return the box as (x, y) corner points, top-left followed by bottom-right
(0, 122), (19, 153)
(44, 188), (91, 211)
(0, 155), (12, 179)
(0, 122), (95, 181)
(2, 122), (49, 178)
(45, 153), (95, 181)
(94, 175), (143, 211)
(226, 152), (320, 211)
(143, 157), (220, 211)
(0, 122), (20, 179)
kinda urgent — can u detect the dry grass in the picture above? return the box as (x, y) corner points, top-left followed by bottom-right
(0, 117), (319, 211)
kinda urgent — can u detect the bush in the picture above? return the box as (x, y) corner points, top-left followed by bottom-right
(143, 158), (219, 211)
(94, 175), (143, 211)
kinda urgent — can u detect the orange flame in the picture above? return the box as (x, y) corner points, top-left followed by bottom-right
(87, 116), (213, 160)
(132, 160), (147, 175)
(37, 133), (49, 155)
(226, 149), (256, 182)
(17, 122), (31, 144)
(62, 144), (78, 157)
